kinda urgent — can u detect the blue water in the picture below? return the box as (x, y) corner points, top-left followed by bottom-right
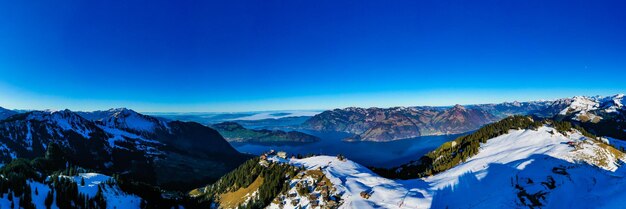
(231, 130), (463, 168)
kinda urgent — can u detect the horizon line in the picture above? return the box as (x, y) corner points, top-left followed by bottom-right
(2, 93), (623, 114)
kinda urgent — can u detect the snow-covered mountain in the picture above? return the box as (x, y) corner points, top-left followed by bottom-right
(0, 108), (249, 190)
(77, 108), (168, 135)
(266, 125), (626, 209)
(471, 99), (573, 118)
(558, 94), (626, 122)
(299, 94), (624, 142)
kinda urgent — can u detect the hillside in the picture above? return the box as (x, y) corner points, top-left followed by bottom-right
(191, 156), (301, 209)
(0, 150), (201, 209)
(211, 122), (319, 143)
(265, 125), (626, 208)
(187, 115), (626, 209)
(303, 105), (498, 142)
(554, 95), (626, 140)
(0, 108), (250, 191)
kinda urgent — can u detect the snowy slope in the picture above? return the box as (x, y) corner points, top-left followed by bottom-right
(559, 94), (625, 122)
(80, 108), (167, 134)
(0, 173), (141, 209)
(269, 126), (626, 209)
(26, 110), (95, 138)
(269, 156), (430, 209)
(72, 173), (142, 209)
(426, 127), (625, 208)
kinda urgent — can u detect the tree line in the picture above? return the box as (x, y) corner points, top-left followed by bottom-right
(195, 157), (301, 209)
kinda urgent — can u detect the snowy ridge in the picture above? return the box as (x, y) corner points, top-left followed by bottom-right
(0, 108), (169, 166)
(269, 156), (430, 209)
(26, 110), (94, 138)
(602, 94), (625, 113)
(270, 126), (626, 209)
(97, 108), (163, 133)
(559, 94), (625, 122)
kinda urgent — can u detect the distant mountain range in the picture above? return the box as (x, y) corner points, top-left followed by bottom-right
(0, 108), (249, 191)
(555, 94), (626, 140)
(303, 105), (497, 142)
(301, 94), (626, 142)
(210, 122), (319, 143)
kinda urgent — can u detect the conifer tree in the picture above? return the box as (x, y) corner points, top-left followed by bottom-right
(45, 191), (54, 209)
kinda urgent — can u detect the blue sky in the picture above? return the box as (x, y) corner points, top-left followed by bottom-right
(0, 0), (625, 112)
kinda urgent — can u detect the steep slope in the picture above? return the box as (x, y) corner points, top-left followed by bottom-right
(263, 125), (626, 209)
(191, 156), (300, 209)
(211, 122), (319, 143)
(0, 110), (112, 167)
(304, 105), (497, 142)
(424, 126), (626, 209)
(555, 94), (626, 140)
(557, 94), (625, 122)
(0, 108), (249, 191)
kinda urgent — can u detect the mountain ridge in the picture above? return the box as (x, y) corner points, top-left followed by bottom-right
(0, 108), (249, 191)
(301, 94), (625, 142)
(303, 105), (499, 142)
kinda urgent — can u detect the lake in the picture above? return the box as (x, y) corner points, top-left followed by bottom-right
(231, 130), (463, 168)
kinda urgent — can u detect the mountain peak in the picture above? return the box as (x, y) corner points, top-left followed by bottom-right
(452, 104), (466, 110)
(102, 109), (159, 133)
(107, 107), (132, 112)
(73, 108), (162, 134)
(556, 94), (626, 122)
(22, 109), (94, 138)
(108, 108), (141, 118)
